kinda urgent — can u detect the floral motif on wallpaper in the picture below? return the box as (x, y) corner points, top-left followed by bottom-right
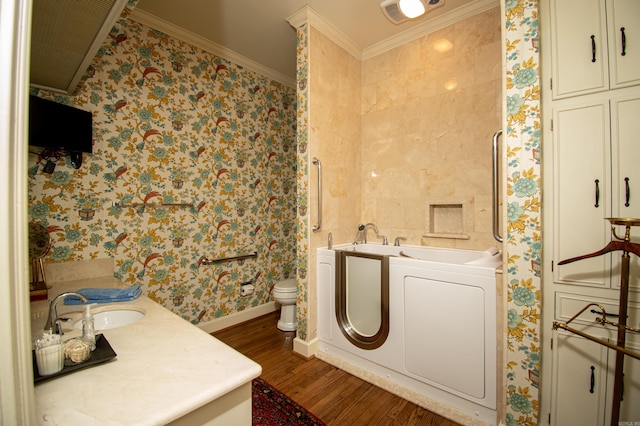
(504, 0), (541, 425)
(28, 4), (297, 325)
(295, 23), (310, 341)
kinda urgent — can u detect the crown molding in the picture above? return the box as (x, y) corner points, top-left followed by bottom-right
(287, 6), (362, 60)
(363, 0), (500, 60)
(129, 0), (498, 88)
(128, 8), (296, 88)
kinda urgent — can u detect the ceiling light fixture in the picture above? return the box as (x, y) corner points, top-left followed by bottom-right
(398, 0), (425, 18)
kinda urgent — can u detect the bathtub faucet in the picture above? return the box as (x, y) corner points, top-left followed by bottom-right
(354, 223), (387, 244)
(363, 223), (384, 244)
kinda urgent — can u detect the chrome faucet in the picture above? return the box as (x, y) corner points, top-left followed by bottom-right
(45, 292), (88, 334)
(362, 223), (378, 244)
(353, 223), (388, 244)
(394, 236), (407, 246)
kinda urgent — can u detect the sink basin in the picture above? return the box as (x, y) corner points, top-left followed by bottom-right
(74, 309), (144, 331)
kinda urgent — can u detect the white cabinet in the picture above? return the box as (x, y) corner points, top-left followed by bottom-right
(550, 0), (640, 99)
(550, 331), (609, 426)
(553, 90), (640, 290)
(605, 344), (640, 423)
(550, 332), (640, 425)
(541, 0), (640, 421)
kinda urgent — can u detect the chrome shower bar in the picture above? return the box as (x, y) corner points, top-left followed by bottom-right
(312, 157), (322, 233)
(492, 130), (503, 243)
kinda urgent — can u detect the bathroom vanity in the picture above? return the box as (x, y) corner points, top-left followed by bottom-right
(30, 272), (261, 425)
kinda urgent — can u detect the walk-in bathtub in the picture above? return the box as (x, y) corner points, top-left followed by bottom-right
(316, 243), (502, 425)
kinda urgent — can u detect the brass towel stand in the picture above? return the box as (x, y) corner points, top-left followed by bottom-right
(553, 218), (640, 425)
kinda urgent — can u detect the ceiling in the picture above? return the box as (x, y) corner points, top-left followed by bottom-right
(134, 0), (481, 85)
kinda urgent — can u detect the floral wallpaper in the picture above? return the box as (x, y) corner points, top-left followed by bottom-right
(28, 1), (297, 325)
(294, 23), (310, 342)
(504, 0), (542, 424)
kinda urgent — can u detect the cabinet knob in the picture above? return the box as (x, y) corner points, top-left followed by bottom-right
(591, 35), (597, 63)
(621, 27), (627, 56)
(595, 179), (600, 208)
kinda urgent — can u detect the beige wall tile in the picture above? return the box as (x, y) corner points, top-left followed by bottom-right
(361, 7), (501, 250)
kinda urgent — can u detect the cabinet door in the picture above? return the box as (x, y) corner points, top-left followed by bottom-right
(551, 0), (609, 99)
(553, 100), (611, 287)
(607, 0), (640, 89)
(611, 93), (640, 290)
(551, 331), (609, 425)
(605, 342), (640, 423)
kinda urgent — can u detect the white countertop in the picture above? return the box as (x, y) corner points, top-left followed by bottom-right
(31, 277), (262, 425)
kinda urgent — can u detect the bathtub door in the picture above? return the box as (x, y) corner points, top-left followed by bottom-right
(335, 251), (390, 350)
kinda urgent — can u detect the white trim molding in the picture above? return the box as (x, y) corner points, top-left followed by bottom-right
(363, 0), (499, 60)
(129, 8), (296, 88)
(293, 336), (319, 359)
(287, 6), (362, 60)
(0, 0), (36, 423)
(287, 0), (499, 63)
(198, 301), (278, 334)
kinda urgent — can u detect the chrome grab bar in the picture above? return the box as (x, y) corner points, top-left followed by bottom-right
(492, 130), (503, 243)
(201, 251), (257, 265)
(312, 157), (322, 232)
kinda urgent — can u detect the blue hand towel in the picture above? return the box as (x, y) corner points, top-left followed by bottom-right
(63, 285), (142, 305)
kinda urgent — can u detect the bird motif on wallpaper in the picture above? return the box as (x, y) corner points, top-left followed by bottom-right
(249, 225), (261, 238)
(137, 252), (162, 279)
(189, 146), (206, 159)
(135, 129), (162, 151)
(131, 191), (161, 214)
(103, 99), (127, 114)
(103, 232), (128, 251)
(211, 64), (229, 81)
(212, 116), (229, 135)
(189, 201), (206, 215)
(103, 166), (128, 182)
(247, 178), (261, 193)
(136, 67), (161, 87)
(266, 107), (277, 122)
(249, 132), (261, 143)
(267, 196), (278, 207)
(212, 219), (230, 240)
(109, 32), (127, 45)
(188, 90), (205, 104)
(212, 168), (229, 187)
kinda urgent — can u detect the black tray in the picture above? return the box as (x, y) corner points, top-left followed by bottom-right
(33, 334), (117, 384)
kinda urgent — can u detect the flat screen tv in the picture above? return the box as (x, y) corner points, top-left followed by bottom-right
(28, 95), (93, 154)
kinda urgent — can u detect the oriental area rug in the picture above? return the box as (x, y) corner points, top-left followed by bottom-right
(252, 377), (326, 425)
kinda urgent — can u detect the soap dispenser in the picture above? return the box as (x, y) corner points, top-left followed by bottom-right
(82, 304), (96, 351)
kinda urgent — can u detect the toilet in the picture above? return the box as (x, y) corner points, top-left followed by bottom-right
(272, 278), (297, 331)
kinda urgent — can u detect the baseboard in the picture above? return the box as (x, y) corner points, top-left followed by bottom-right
(293, 336), (319, 359)
(198, 301), (277, 334)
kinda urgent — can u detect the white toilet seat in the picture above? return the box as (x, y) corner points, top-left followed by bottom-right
(274, 278), (296, 293)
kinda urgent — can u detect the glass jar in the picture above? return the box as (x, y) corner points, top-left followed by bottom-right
(35, 331), (64, 376)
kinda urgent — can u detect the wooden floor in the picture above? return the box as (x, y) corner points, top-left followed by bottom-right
(213, 312), (461, 426)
